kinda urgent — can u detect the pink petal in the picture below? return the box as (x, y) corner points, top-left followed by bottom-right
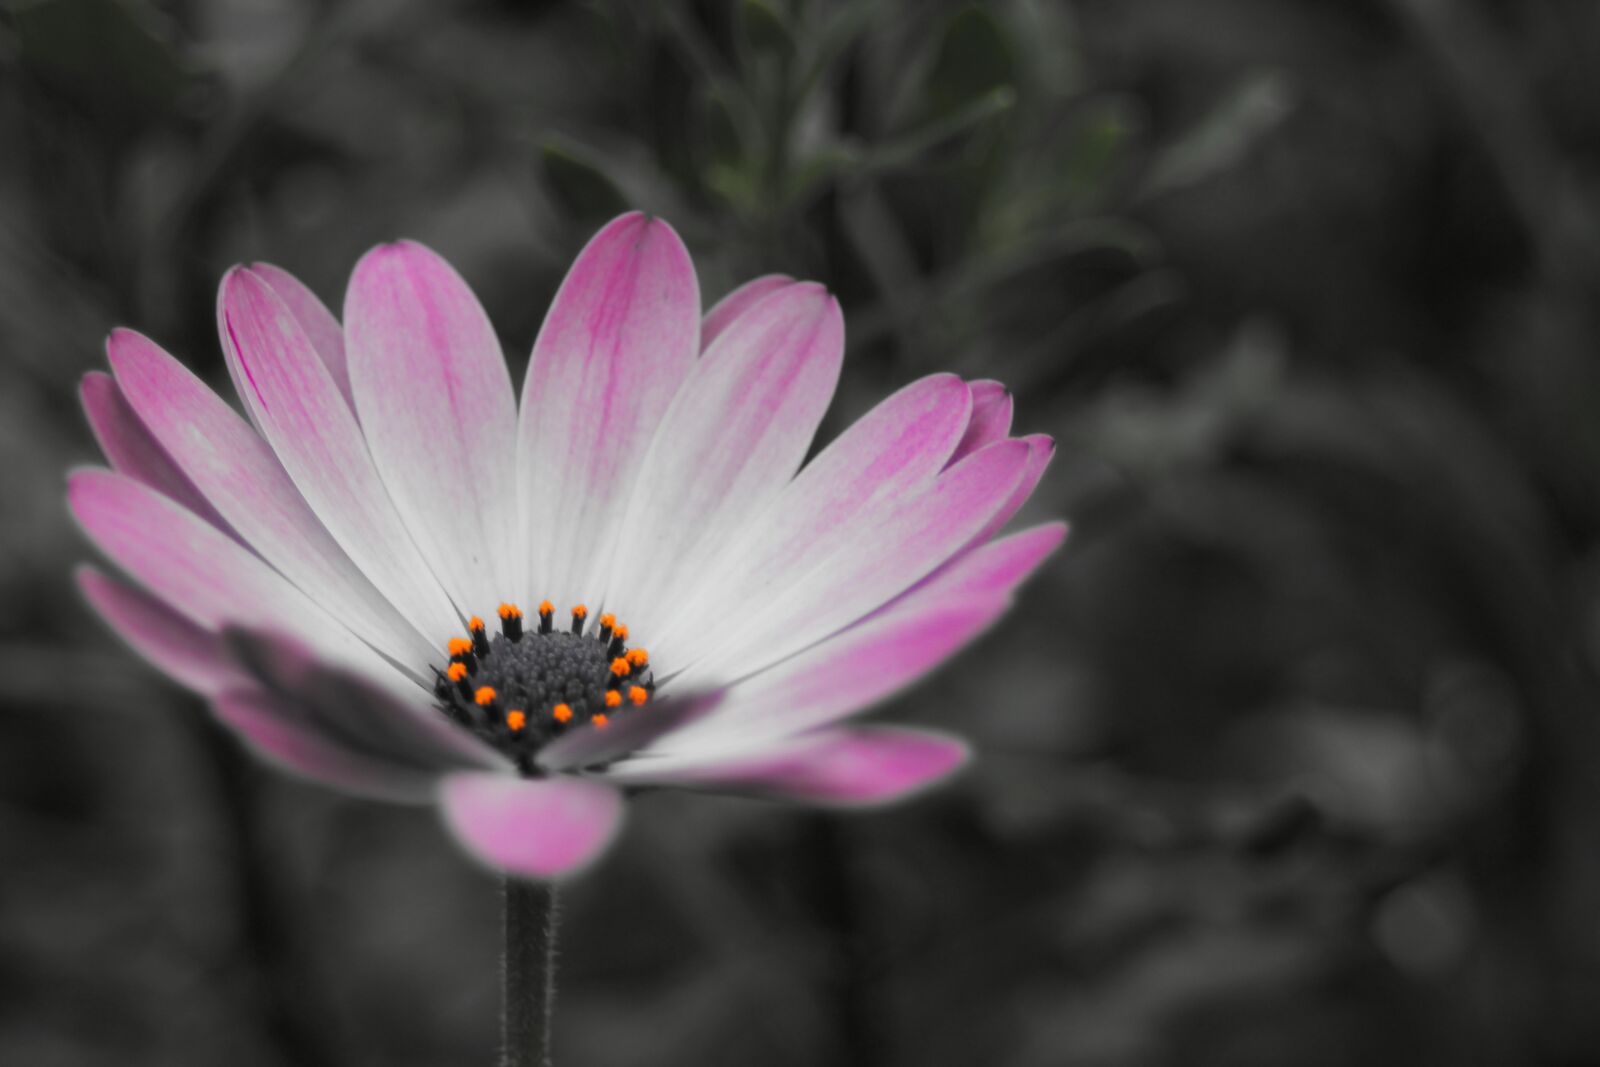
(439, 773), (625, 880)
(671, 435), (1030, 687)
(700, 274), (792, 350)
(948, 379), (1013, 465)
(650, 372), (972, 667)
(535, 689), (723, 773)
(604, 282), (844, 636)
(214, 688), (444, 803)
(965, 432), (1055, 549)
(625, 727), (970, 807)
(345, 241), (521, 614)
(224, 626), (507, 774)
(76, 565), (247, 696)
(218, 266), (461, 645)
(517, 213), (700, 612)
(79, 369), (230, 533)
(107, 329), (436, 670)
(249, 262), (353, 411)
(633, 523), (1065, 759)
(68, 469), (407, 685)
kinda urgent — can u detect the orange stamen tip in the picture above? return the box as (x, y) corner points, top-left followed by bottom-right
(609, 657), (631, 677)
(604, 690), (623, 708)
(571, 604), (588, 619)
(599, 613), (616, 629)
(592, 714), (609, 729)
(629, 686), (648, 706)
(626, 648), (649, 667)
(614, 624), (629, 640)
(446, 662), (468, 682)
(474, 686), (497, 706)
(552, 703), (573, 723)
(447, 637), (473, 656)
(538, 600), (554, 615)
(468, 615), (485, 631)
(506, 710), (527, 731)
(498, 602), (522, 619)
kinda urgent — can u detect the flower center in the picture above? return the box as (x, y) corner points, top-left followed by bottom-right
(432, 601), (654, 774)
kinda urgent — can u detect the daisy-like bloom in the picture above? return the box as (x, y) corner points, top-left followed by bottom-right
(70, 212), (1062, 880)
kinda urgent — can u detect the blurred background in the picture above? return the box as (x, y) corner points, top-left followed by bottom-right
(5, 0), (1600, 1063)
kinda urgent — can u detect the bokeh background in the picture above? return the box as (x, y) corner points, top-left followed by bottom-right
(6, 0), (1600, 1063)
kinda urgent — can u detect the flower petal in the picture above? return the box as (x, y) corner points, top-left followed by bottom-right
(107, 328), (436, 669)
(965, 432), (1055, 549)
(650, 372), (972, 667)
(79, 370), (230, 533)
(623, 727), (970, 807)
(218, 266), (461, 645)
(68, 469), (409, 685)
(76, 565), (247, 696)
(633, 522), (1065, 759)
(700, 274), (792, 350)
(670, 435), (1030, 687)
(214, 688), (444, 803)
(948, 379), (1013, 465)
(438, 773), (625, 880)
(345, 241), (520, 614)
(604, 282), (844, 635)
(535, 689), (723, 773)
(249, 262), (354, 411)
(517, 213), (700, 612)
(224, 626), (508, 774)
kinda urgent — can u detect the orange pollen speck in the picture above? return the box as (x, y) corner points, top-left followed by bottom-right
(614, 624), (629, 640)
(592, 714), (609, 729)
(571, 604), (588, 619)
(446, 662), (468, 682)
(626, 648), (649, 667)
(447, 638), (473, 657)
(609, 657), (631, 677)
(538, 600), (554, 615)
(468, 616), (485, 632)
(604, 690), (622, 708)
(498, 602), (521, 619)
(552, 703), (573, 723)
(629, 686), (648, 706)
(506, 710), (527, 731)
(474, 687), (497, 706)
(599, 613), (616, 629)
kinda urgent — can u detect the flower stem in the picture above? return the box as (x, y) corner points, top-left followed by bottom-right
(502, 878), (559, 1067)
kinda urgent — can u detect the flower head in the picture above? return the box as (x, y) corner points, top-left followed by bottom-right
(70, 213), (1062, 880)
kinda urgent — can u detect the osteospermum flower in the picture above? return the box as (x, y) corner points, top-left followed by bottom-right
(70, 212), (1062, 880)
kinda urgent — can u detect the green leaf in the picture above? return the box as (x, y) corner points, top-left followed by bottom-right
(1140, 71), (1296, 198)
(738, 0), (793, 60)
(539, 141), (631, 226)
(922, 5), (1015, 122)
(9, 0), (193, 120)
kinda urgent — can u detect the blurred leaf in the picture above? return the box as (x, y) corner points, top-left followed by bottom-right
(922, 5), (1016, 121)
(701, 89), (745, 173)
(737, 0), (793, 61)
(539, 140), (631, 226)
(8, 0), (192, 121)
(1064, 97), (1143, 200)
(793, 1), (877, 106)
(857, 86), (1016, 178)
(781, 145), (861, 211)
(700, 89), (759, 214)
(1139, 71), (1296, 198)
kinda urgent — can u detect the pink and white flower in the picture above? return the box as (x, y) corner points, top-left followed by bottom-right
(70, 212), (1062, 880)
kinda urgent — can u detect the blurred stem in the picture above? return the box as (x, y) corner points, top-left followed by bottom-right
(202, 727), (342, 1067)
(810, 817), (883, 1067)
(502, 879), (560, 1067)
